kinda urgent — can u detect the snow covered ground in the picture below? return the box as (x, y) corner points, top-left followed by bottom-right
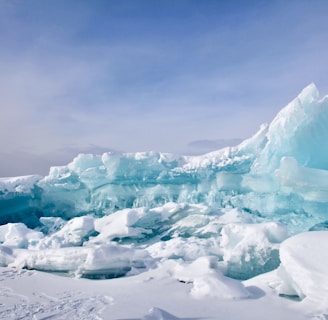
(0, 233), (326, 319)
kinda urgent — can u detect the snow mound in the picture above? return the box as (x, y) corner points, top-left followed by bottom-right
(174, 256), (250, 299)
(274, 231), (328, 316)
(143, 307), (179, 320)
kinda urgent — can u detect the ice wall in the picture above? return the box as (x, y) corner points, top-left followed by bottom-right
(1, 84), (328, 231)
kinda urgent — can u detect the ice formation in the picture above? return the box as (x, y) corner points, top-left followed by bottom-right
(1, 83), (328, 286)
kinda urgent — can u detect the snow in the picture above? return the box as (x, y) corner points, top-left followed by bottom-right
(0, 243), (313, 319)
(1, 84), (328, 319)
(173, 256), (250, 299)
(274, 231), (328, 316)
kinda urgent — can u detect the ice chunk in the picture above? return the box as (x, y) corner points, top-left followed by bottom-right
(37, 216), (95, 249)
(147, 237), (222, 261)
(0, 223), (43, 248)
(274, 231), (328, 315)
(275, 157), (328, 203)
(10, 244), (151, 279)
(220, 222), (288, 279)
(91, 204), (216, 245)
(174, 256), (250, 299)
(92, 208), (150, 243)
(39, 216), (66, 234)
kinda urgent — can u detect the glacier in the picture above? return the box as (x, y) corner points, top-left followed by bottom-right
(1, 83), (328, 283)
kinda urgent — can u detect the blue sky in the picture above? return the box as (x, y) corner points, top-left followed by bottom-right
(1, 0), (328, 176)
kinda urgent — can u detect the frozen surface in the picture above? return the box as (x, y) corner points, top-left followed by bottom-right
(0, 238), (316, 320)
(1, 84), (328, 319)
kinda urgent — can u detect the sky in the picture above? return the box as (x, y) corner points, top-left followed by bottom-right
(1, 0), (328, 176)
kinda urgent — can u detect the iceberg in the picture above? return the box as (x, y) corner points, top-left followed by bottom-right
(1, 83), (328, 282)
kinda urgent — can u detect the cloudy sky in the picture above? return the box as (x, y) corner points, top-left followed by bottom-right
(1, 0), (328, 176)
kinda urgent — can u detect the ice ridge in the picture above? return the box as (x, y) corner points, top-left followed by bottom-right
(1, 83), (328, 280)
(1, 84), (328, 227)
